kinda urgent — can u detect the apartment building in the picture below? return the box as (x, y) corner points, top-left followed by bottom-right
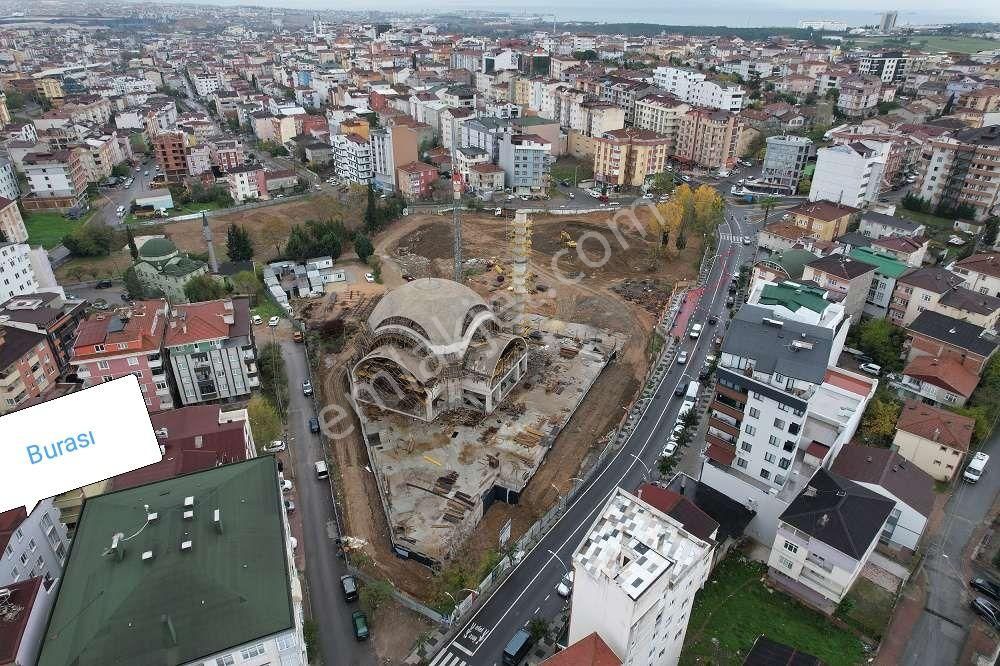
(767, 468), (893, 612)
(887, 266), (964, 327)
(787, 200), (860, 242)
(593, 128), (671, 188)
(332, 132), (373, 184)
(905, 310), (997, 376)
(802, 254), (877, 324)
(598, 76), (652, 124)
(0, 242), (41, 302)
(808, 143), (886, 208)
(0, 497), (70, 588)
(893, 400), (975, 482)
(916, 125), (1000, 221)
(371, 125), (418, 192)
(651, 66), (745, 111)
(675, 108), (742, 170)
(632, 94), (689, 154)
(498, 133), (550, 195)
(761, 135), (813, 195)
(226, 164), (266, 203)
(21, 151), (87, 212)
(0, 292), (87, 372)
(0, 197), (27, 243)
(951, 252), (1000, 297)
(848, 247), (910, 317)
(0, 325), (58, 414)
(858, 211), (926, 240)
(858, 52), (915, 83)
(836, 76), (882, 118)
(396, 161), (439, 199)
(152, 130), (190, 184)
(0, 155), (20, 201)
(36, 458), (307, 666)
(69, 299), (173, 412)
(746, 281), (849, 357)
(0, 575), (58, 666)
(568, 486), (713, 666)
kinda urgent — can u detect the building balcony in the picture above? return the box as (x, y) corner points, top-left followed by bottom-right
(710, 399), (744, 422)
(706, 431), (737, 449)
(715, 384), (747, 406)
(147, 357), (162, 369)
(0, 371), (20, 388)
(708, 416), (741, 438)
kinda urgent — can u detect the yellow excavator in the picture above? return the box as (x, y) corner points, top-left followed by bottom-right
(560, 230), (577, 248)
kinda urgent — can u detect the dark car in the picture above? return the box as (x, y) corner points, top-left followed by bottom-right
(699, 367), (712, 381)
(308, 417), (320, 433)
(95, 280), (114, 289)
(708, 315), (718, 325)
(351, 611), (370, 640)
(340, 574), (359, 602)
(971, 596), (1000, 627)
(971, 577), (1000, 602)
(674, 380), (689, 397)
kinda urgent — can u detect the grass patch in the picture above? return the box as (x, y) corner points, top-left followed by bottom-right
(549, 156), (593, 184)
(253, 296), (286, 320)
(836, 578), (896, 641)
(681, 555), (866, 666)
(853, 36), (1000, 54)
(896, 208), (965, 260)
(24, 211), (82, 249)
(171, 200), (226, 216)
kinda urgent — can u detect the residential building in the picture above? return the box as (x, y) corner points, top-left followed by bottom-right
(632, 94), (689, 154)
(593, 128), (671, 188)
(540, 633), (621, 666)
(21, 151), (87, 212)
(152, 131), (189, 184)
(0, 155), (20, 201)
(893, 400), (975, 482)
(831, 447), (933, 555)
(0, 575), (58, 666)
(951, 252), (1000, 297)
(0, 325), (59, 414)
(396, 161), (439, 200)
(651, 66), (745, 111)
(761, 136), (813, 195)
(888, 266), (964, 327)
(915, 125), (1000, 221)
(498, 133), (550, 195)
(371, 124), (418, 192)
(849, 247), (910, 317)
(165, 297), (257, 407)
(0, 243), (40, 302)
(858, 211), (926, 240)
(752, 249), (818, 285)
(226, 164), (266, 203)
(465, 163), (505, 196)
(332, 132), (373, 184)
(787, 201), (860, 242)
(767, 468), (893, 612)
(36, 457), (307, 666)
(836, 76), (882, 118)
(858, 52), (914, 83)
(69, 299), (172, 411)
(568, 486), (713, 666)
(897, 354), (979, 408)
(675, 108), (742, 170)
(904, 310), (998, 376)
(746, 281), (849, 356)
(869, 234), (929, 268)
(808, 143), (886, 208)
(0, 497), (70, 588)
(0, 292), (87, 371)
(802, 254), (877, 324)
(133, 238), (209, 304)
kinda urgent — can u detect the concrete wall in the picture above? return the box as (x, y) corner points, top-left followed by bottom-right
(700, 461), (788, 548)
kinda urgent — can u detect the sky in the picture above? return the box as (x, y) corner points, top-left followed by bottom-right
(172, 0), (1000, 27)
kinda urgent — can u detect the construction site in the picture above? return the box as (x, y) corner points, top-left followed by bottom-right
(304, 204), (703, 595)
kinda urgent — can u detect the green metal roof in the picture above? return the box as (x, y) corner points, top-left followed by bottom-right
(849, 247), (909, 278)
(38, 458), (294, 666)
(759, 282), (831, 314)
(138, 237), (178, 259)
(161, 257), (207, 277)
(767, 249), (817, 280)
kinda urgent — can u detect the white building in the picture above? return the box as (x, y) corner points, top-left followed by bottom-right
(569, 487), (713, 666)
(0, 242), (41, 301)
(498, 133), (551, 195)
(332, 132), (374, 184)
(192, 72), (221, 98)
(808, 142), (886, 208)
(651, 67), (745, 112)
(0, 154), (20, 201)
(0, 497), (71, 588)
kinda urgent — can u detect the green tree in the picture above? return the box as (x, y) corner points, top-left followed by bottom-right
(122, 266), (145, 299)
(63, 224), (115, 257)
(860, 398), (902, 446)
(229, 270), (262, 300)
(983, 217), (999, 247)
(125, 225), (139, 262)
(364, 185), (378, 232)
(650, 172), (675, 195)
(758, 196), (779, 225)
(360, 579), (394, 618)
(527, 618), (551, 642)
(247, 395), (282, 450)
(258, 342), (289, 416)
(225, 223), (254, 261)
(353, 232), (374, 261)
(854, 318), (906, 371)
(183, 274), (226, 302)
(112, 163), (132, 178)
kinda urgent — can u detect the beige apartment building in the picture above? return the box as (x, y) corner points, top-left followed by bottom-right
(916, 125), (1000, 221)
(675, 107), (742, 170)
(0, 196), (28, 243)
(893, 400), (974, 481)
(633, 93), (690, 155)
(593, 128), (671, 187)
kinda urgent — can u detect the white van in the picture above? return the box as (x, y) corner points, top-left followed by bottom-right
(689, 323), (703, 339)
(685, 381), (700, 400)
(314, 460), (329, 480)
(963, 452), (989, 483)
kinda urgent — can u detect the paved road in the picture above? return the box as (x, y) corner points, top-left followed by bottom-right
(277, 333), (376, 666)
(902, 429), (1000, 666)
(429, 195), (755, 666)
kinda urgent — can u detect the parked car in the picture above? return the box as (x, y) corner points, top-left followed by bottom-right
(698, 366), (712, 381)
(280, 479), (293, 493)
(252, 314), (263, 326)
(674, 380), (689, 398)
(340, 574), (359, 601)
(742, 235), (753, 245)
(91, 299), (109, 311)
(263, 440), (286, 453)
(708, 315), (718, 325)
(302, 380), (313, 396)
(556, 570), (574, 597)
(971, 577), (1000, 602)
(568, 192), (575, 199)
(502, 629), (533, 666)
(858, 362), (882, 376)
(676, 350), (688, 364)
(971, 597), (1000, 627)
(284, 499), (295, 513)
(689, 323), (702, 339)
(268, 316), (280, 327)
(95, 280), (114, 289)
(351, 611), (370, 641)
(681, 175), (691, 182)
(309, 417), (320, 433)
(365, 272), (375, 282)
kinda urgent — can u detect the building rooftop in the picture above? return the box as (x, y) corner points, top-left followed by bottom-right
(897, 265), (964, 294)
(0, 506), (28, 556)
(907, 310), (997, 357)
(758, 249), (819, 280)
(665, 474), (756, 544)
(861, 211), (924, 235)
(806, 254), (877, 280)
(954, 252), (1000, 279)
(723, 305), (834, 385)
(757, 281), (832, 316)
(164, 297), (251, 347)
(779, 467), (894, 560)
(938, 285), (1000, 317)
(790, 200), (860, 221)
(37, 457), (294, 666)
(635, 482), (719, 544)
(903, 355), (979, 399)
(72, 300), (167, 361)
(743, 635), (821, 666)
(896, 399), (975, 452)
(0, 577), (43, 665)
(849, 247), (909, 278)
(0, 326), (48, 371)
(540, 632), (621, 666)
(575, 487), (710, 602)
(831, 446), (934, 517)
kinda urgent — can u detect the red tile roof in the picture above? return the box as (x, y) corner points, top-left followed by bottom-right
(824, 369), (875, 397)
(790, 200), (861, 221)
(71, 300), (167, 361)
(164, 298), (247, 347)
(895, 399), (975, 452)
(540, 632), (621, 666)
(636, 483), (719, 543)
(954, 252), (1000, 279)
(0, 506), (28, 556)
(903, 356), (979, 399)
(706, 442), (736, 466)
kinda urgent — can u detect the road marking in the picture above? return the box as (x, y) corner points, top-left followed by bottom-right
(436, 214), (744, 661)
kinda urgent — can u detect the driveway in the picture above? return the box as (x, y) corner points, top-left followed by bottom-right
(274, 330), (376, 666)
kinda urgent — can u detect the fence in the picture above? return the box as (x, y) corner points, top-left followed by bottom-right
(138, 192), (312, 226)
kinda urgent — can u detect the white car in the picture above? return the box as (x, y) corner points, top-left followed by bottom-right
(568, 192), (575, 199)
(365, 272), (375, 282)
(643, 193), (654, 199)
(858, 362), (882, 376)
(263, 440), (286, 453)
(661, 439), (678, 458)
(676, 350), (688, 364)
(689, 323), (702, 339)
(281, 479), (293, 493)
(742, 236), (753, 245)
(268, 316), (280, 327)
(556, 571), (574, 598)
(681, 175), (691, 182)
(252, 314), (263, 326)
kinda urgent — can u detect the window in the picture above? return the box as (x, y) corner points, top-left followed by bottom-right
(783, 539), (799, 554)
(128, 357), (139, 367)
(768, 435), (779, 447)
(744, 424), (756, 435)
(773, 418), (785, 429)
(10, 568), (18, 581)
(96, 360), (110, 370)
(239, 644), (266, 659)
(764, 452), (776, 464)
(214, 657), (235, 666)
(779, 457), (791, 469)
(759, 469), (770, 480)
(736, 457), (749, 469)
(777, 402), (789, 412)
(748, 407), (760, 419)
(3, 545), (11, 559)
(741, 441), (752, 452)
(28, 539), (36, 552)
(94, 344), (105, 353)
(778, 556), (794, 570)
(774, 474), (785, 486)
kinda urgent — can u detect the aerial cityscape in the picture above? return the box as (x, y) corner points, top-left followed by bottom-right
(0, 1), (999, 665)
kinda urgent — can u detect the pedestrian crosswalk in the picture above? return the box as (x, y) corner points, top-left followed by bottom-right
(430, 651), (468, 666)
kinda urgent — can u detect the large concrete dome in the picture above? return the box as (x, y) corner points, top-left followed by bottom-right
(367, 278), (491, 350)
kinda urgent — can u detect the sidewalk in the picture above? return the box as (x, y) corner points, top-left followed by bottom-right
(669, 287), (704, 337)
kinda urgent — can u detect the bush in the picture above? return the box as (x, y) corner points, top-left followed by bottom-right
(63, 224), (115, 257)
(258, 342), (289, 417)
(285, 218), (348, 261)
(353, 232), (374, 261)
(183, 274), (226, 303)
(360, 579), (394, 618)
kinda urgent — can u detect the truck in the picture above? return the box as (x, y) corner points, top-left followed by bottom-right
(963, 451), (989, 483)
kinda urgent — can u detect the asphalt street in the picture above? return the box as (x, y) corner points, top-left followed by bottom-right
(429, 182), (757, 666)
(902, 427), (1000, 666)
(278, 334), (377, 666)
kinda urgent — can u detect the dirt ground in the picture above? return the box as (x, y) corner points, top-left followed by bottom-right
(314, 207), (703, 601)
(370, 598), (434, 665)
